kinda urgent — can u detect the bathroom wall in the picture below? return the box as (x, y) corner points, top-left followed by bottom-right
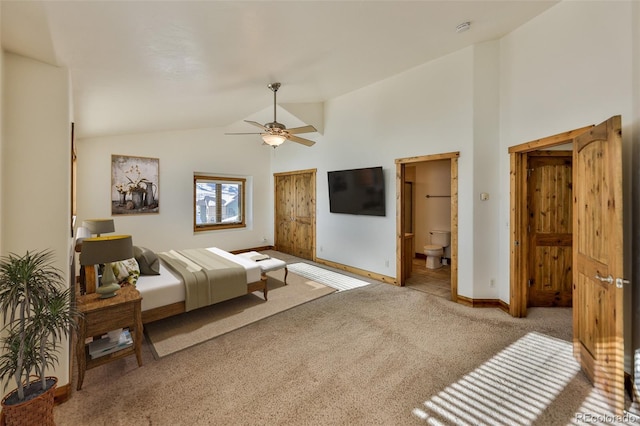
(413, 160), (451, 257)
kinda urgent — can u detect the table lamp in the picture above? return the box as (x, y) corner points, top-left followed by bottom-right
(80, 235), (133, 298)
(74, 226), (92, 252)
(82, 219), (115, 237)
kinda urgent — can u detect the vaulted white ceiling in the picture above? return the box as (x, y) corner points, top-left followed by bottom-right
(1, 1), (558, 139)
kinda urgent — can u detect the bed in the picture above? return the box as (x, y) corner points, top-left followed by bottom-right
(77, 242), (268, 324)
(135, 247), (267, 323)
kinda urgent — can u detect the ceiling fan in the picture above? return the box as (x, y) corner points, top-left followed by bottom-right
(226, 82), (317, 148)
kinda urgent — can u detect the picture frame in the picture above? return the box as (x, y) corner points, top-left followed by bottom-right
(111, 155), (159, 215)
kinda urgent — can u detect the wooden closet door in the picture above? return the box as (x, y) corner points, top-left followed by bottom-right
(274, 170), (316, 260)
(291, 172), (314, 259)
(275, 174), (294, 255)
(526, 152), (573, 307)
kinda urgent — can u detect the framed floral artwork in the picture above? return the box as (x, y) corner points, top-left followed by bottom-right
(111, 155), (159, 215)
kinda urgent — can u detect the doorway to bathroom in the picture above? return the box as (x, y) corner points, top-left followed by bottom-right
(395, 152), (459, 301)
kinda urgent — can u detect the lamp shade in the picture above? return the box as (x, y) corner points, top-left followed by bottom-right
(74, 226), (92, 252)
(82, 219), (115, 236)
(262, 134), (286, 146)
(79, 235), (134, 265)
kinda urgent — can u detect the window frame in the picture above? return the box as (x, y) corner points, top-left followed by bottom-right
(193, 175), (246, 232)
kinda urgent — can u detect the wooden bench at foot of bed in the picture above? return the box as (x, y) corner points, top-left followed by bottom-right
(141, 276), (268, 324)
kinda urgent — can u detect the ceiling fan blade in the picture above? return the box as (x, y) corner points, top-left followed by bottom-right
(244, 120), (268, 130)
(225, 132), (263, 135)
(287, 135), (315, 147)
(287, 124), (317, 135)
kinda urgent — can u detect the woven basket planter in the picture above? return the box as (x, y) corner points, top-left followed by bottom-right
(0, 376), (57, 426)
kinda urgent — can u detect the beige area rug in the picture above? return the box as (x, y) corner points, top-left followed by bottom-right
(144, 268), (335, 358)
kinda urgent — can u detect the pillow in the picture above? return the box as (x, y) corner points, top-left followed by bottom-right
(134, 246), (161, 275)
(111, 258), (140, 286)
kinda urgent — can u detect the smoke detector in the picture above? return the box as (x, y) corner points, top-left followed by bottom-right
(456, 21), (471, 33)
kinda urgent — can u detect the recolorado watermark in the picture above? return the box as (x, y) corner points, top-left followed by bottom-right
(575, 412), (640, 424)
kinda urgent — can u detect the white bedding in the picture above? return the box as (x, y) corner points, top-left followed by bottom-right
(136, 247), (261, 312)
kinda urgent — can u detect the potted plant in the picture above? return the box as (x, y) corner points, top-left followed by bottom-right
(0, 250), (77, 426)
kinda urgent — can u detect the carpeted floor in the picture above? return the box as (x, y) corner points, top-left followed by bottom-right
(55, 254), (634, 425)
(413, 331), (585, 424)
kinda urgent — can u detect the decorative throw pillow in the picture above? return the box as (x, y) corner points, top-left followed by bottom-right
(111, 257), (140, 286)
(134, 246), (161, 275)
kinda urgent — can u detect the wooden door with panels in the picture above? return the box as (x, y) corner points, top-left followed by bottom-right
(274, 169), (316, 260)
(510, 124), (593, 316)
(526, 152), (573, 307)
(510, 116), (626, 414)
(573, 115), (626, 414)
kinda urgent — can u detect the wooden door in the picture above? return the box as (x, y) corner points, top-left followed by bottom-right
(275, 174), (294, 254)
(395, 153), (459, 295)
(292, 172), (315, 259)
(527, 152), (572, 307)
(274, 170), (316, 260)
(573, 115), (625, 413)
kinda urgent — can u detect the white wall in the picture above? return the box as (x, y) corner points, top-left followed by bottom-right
(77, 127), (273, 252)
(271, 48), (477, 291)
(1, 52), (72, 387)
(472, 41), (500, 299)
(499, 0), (634, 299)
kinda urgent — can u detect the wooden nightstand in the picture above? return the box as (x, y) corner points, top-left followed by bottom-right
(75, 285), (143, 390)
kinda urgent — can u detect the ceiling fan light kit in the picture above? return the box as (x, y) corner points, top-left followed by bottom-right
(262, 134), (286, 147)
(226, 82), (317, 148)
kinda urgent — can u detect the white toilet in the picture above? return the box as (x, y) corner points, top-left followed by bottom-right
(423, 230), (451, 269)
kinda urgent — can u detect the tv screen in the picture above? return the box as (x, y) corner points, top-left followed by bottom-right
(327, 166), (386, 216)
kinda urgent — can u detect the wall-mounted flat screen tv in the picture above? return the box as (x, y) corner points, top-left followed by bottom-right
(327, 166), (385, 216)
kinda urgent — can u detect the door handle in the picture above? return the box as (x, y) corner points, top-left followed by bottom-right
(595, 273), (613, 284)
(595, 273), (629, 288)
(615, 278), (630, 289)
